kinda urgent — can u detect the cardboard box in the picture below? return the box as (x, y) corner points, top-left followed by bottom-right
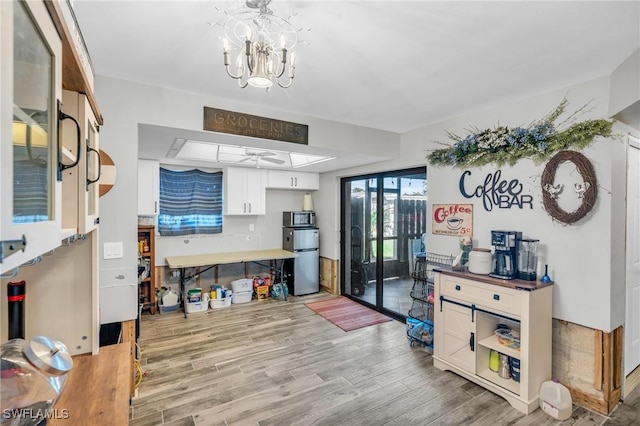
(256, 285), (270, 301)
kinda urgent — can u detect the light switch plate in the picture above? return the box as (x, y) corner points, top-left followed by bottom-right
(104, 242), (124, 259)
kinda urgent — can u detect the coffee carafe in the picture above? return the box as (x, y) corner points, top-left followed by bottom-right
(517, 238), (539, 281)
(490, 230), (521, 280)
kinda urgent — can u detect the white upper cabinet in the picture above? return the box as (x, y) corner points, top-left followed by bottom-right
(61, 90), (100, 235)
(224, 167), (267, 215)
(1, 0), (63, 274)
(267, 170), (319, 190)
(138, 159), (159, 215)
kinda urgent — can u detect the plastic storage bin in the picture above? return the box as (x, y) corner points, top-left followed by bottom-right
(158, 303), (179, 314)
(231, 279), (253, 304)
(210, 297), (232, 309)
(539, 378), (572, 420)
(185, 300), (208, 314)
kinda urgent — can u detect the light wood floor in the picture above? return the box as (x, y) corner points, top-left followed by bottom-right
(131, 291), (626, 426)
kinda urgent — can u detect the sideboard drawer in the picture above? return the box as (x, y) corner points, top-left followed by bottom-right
(440, 277), (521, 317)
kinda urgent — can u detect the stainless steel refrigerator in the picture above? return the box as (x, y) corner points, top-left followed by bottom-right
(282, 227), (319, 295)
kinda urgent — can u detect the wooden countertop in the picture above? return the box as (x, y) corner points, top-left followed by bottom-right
(50, 343), (130, 425)
(435, 267), (554, 291)
(166, 248), (297, 269)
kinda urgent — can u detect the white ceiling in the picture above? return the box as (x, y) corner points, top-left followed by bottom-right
(72, 0), (640, 171)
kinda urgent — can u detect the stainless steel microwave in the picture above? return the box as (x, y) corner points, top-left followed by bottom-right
(283, 211), (316, 227)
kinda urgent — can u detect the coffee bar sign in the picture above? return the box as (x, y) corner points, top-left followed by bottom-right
(459, 170), (533, 211)
(203, 107), (309, 145)
(432, 204), (473, 236)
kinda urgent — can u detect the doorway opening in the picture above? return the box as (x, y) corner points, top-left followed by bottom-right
(340, 167), (427, 319)
(625, 134), (640, 395)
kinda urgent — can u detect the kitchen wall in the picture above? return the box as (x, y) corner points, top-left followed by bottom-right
(94, 75), (399, 322)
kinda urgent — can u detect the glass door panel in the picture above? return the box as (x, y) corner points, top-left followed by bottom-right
(381, 177), (400, 313)
(343, 178), (375, 305)
(81, 95), (99, 233)
(341, 168), (427, 319)
(12, 0), (54, 224)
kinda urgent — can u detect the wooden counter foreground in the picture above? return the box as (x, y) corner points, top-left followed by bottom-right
(50, 343), (130, 425)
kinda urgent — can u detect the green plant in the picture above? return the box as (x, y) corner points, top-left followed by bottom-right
(427, 99), (613, 167)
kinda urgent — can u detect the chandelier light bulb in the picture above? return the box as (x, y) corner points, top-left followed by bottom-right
(222, 37), (230, 53)
(279, 33), (286, 49)
(236, 54), (243, 70)
(245, 25), (252, 41)
(290, 51), (296, 66)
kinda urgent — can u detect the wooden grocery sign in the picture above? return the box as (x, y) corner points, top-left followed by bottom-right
(432, 204), (473, 236)
(203, 107), (308, 145)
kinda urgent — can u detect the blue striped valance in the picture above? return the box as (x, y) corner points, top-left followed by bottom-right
(158, 168), (222, 236)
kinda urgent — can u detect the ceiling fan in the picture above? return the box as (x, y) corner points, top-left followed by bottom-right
(237, 150), (285, 166)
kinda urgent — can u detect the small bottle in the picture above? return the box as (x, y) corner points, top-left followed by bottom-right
(143, 238), (150, 253)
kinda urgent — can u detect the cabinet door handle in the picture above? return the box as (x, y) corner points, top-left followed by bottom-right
(86, 143), (102, 189)
(243, 203), (246, 213)
(295, 177), (298, 186)
(154, 201), (157, 213)
(493, 294), (500, 301)
(455, 284), (461, 291)
(248, 203), (252, 213)
(469, 332), (475, 352)
(57, 100), (82, 181)
(291, 177), (294, 187)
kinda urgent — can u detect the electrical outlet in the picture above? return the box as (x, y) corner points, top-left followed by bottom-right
(249, 223), (255, 231)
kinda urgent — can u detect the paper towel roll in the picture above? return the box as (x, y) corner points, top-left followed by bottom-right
(302, 193), (314, 211)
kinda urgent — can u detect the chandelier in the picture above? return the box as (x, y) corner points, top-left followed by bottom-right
(218, 0), (303, 90)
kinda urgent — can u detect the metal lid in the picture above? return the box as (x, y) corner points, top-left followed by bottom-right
(23, 336), (73, 376)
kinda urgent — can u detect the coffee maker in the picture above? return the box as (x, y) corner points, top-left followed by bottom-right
(490, 230), (521, 280)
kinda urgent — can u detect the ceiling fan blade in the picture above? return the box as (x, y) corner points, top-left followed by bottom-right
(236, 157), (252, 163)
(246, 150), (276, 157)
(261, 157), (285, 165)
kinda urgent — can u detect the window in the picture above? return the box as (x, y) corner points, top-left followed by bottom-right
(158, 168), (222, 236)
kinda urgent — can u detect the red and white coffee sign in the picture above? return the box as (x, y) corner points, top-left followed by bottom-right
(432, 204), (473, 236)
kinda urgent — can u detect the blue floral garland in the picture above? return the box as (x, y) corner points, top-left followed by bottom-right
(427, 99), (613, 167)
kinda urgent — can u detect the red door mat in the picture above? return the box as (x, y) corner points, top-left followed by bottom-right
(304, 297), (392, 332)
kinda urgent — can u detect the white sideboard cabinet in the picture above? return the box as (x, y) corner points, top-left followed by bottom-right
(433, 269), (553, 414)
(267, 170), (319, 190)
(224, 167), (267, 215)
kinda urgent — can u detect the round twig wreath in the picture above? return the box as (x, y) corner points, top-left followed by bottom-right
(541, 150), (598, 224)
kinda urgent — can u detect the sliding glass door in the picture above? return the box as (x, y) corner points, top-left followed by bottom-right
(341, 167), (427, 319)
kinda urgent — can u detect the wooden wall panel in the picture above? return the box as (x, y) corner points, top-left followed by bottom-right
(320, 257), (339, 295)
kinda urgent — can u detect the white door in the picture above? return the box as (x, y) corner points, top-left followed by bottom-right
(625, 135), (640, 376)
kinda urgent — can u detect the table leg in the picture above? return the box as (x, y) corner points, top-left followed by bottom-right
(180, 267), (187, 318)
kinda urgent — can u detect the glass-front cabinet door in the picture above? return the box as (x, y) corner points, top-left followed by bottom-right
(61, 90), (100, 235)
(1, 0), (63, 274)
